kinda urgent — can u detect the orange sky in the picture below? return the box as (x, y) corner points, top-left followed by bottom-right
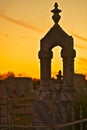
(0, 0), (87, 78)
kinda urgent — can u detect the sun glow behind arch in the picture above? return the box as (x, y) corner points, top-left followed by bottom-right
(51, 47), (63, 78)
(0, 0), (87, 78)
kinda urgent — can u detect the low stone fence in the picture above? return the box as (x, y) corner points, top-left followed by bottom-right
(0, 97), (87, 130)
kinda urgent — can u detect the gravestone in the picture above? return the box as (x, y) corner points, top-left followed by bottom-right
(34, 2), (76, 130)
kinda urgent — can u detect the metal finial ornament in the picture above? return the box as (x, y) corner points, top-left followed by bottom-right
(51, 2), (62, 24)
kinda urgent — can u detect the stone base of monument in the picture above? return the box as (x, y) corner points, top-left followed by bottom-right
(33, 85), (76, 130)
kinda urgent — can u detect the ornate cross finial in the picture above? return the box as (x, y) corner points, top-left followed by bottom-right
(51, 2), (62, 24)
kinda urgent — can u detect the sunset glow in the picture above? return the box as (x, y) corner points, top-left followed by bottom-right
(0, 0), (87, 78)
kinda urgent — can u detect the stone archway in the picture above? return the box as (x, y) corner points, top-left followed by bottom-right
(34, 2), (76, 126)
(38, 3), (76, 91)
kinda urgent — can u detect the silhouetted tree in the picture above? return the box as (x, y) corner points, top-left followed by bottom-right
(0, 71), (15, 80)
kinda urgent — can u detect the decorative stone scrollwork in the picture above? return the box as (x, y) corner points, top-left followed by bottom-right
(51, 2), (62, 24)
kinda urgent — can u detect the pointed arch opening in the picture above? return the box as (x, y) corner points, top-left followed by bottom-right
(51, 46), (63, 79)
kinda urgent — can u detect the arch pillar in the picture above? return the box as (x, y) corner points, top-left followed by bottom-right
(61, 49), (76, 88)
(38, 50), (53, 89)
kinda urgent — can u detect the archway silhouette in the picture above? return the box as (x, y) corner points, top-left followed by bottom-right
(38, 2), (76, 90)
(38, 25), (76, 89)
(34, 2), (77, 126)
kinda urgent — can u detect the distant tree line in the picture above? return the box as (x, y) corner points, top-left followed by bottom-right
(0, 71), (15, 80)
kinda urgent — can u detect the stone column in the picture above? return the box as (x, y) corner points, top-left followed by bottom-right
(61, 49), (76, 88)
(34, 50), (53, 128)
(38, 50), (53, 89)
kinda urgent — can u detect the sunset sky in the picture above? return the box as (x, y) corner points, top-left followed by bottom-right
(0, 0), (87, 78)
